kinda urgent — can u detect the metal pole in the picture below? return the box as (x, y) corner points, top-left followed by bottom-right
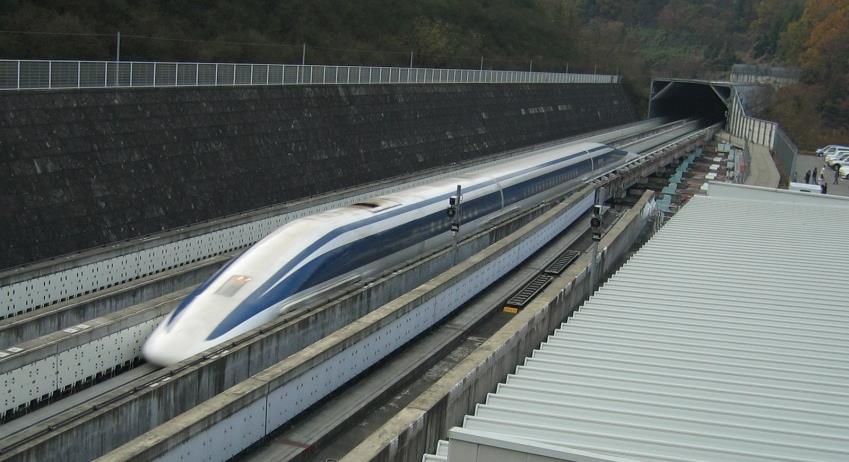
(302, 43), (306, 66)
(589, 187), (605, 291)
(480, 56), (483, 71)
(115, 31), (120, 86)
(409, 51), (414, 68)
(529, 59), (533, 73)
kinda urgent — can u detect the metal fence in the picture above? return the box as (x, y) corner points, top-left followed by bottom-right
(0, 59), (619, 90)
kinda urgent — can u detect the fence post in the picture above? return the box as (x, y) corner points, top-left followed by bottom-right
(196, 63), (199, 86)
(130, 62), (133, 86)
(250, 65), (254, 85)
(77, 62), (81, 87)
(175, 63), (178, 86)
(103, 61), (107, 88)
(153, 62), (157, 86)
(214, 64), (218, 85)
(48, 61), (52, 89)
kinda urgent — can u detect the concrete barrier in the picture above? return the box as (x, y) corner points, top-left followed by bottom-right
(341, 190), (655, 462)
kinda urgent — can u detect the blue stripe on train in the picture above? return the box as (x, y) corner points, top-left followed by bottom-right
(204, 154), (606, 339)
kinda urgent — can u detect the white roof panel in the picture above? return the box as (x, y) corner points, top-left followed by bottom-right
(433, 184), (849, 462)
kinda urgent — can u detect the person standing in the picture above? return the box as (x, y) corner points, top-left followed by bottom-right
(822, 181), (828, 194)
(805, 169), (811, 184)
(835, 169), (840, 185)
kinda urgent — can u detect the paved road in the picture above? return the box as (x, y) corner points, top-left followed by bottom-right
(793, 154), (849, 197)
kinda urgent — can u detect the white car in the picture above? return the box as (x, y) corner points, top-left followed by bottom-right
(840, 164), (849, 180)
(824, 148), (849, 161)
(826, 152), (849, 170)
(818, 145), (849, 157)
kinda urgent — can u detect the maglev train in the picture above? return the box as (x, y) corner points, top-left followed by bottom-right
(143, 141), (633, 366)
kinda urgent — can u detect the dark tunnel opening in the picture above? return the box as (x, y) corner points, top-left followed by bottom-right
(648, 80), (729, 125)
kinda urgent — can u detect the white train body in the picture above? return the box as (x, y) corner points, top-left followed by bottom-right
(143, 141), (631, 366)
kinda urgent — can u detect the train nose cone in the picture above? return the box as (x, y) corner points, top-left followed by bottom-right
(142, 323), (201, 366)
(142, 338), (188, 367)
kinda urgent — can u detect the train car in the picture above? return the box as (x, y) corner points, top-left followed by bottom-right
(143, 142), (632, 366)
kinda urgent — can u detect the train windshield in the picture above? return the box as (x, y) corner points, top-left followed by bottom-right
(215, 275), (253, 297)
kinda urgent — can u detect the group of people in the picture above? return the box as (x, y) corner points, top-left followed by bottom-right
(797, 167), (835, 194)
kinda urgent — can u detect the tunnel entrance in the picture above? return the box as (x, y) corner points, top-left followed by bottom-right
(648, 78), (730, 124)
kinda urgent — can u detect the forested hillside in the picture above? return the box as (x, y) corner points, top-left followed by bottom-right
(0, 0), (844, 146)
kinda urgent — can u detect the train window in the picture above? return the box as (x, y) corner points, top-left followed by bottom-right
(215, 275), (252, 297)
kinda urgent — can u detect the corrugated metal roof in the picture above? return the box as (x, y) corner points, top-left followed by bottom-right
(430, 184), (849, 462)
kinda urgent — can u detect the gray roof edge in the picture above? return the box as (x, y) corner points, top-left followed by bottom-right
(447, 427), (643, 462)
(707, 182), (849, 207)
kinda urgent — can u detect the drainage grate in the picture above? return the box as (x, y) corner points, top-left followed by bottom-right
(544, 250), (581, 275)
(505, 274), (555, 309)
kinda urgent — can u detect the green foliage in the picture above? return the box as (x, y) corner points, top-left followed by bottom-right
(0, 0), (843, 143)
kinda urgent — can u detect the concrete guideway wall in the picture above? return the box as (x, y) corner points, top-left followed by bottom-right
(0, 257), (223, 347)
(0, 83), (636, 318)
(342, 190), (656, 462)
(0, 288), (186, 417)
(93, 189), (599, 462)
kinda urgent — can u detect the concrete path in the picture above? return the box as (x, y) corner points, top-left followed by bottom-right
(793, 153), (849, 197)
(716, 132), (780, 188)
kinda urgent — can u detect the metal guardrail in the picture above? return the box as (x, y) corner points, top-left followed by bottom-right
(0, 59), (619, 90)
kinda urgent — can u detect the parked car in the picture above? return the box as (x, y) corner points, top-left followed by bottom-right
(818, 145), (849, 157)
(822, 148), (849, 162)
(826, 152), (849, 170)
(840, 164), (849, 180)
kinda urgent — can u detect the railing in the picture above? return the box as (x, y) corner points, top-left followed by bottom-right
(0, 59), (619, 90)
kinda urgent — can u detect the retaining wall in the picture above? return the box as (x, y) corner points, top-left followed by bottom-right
(0, 83), (636, 268)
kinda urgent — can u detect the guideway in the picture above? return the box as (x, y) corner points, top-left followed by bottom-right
(0, 118), (688, 425)
(0, 119), (714, 462)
